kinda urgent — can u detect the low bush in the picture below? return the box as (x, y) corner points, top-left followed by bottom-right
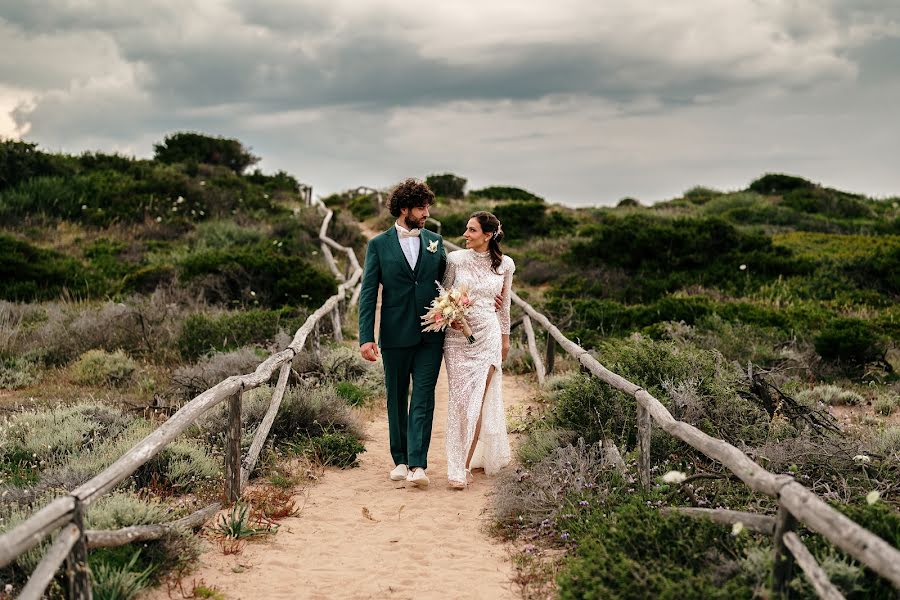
(0, 355), (40, 389)
(0, 234), (95, 301)
(748, 173), (816, 195)
(195, 383), (364, 455)
(556, 494), (757, 600)
(814, 318), (886, 367)
(177, 308), (307, 360)
(470, 186), (543, 202)
(303, 432), (366, 468)
(179, 246), (336, 308)
(72, 349), (137, 386)
(795, 384), (864, 407)
(494, 439), (620, 533)
(334, 380), (372, 406)
(170, 346), (264, 402)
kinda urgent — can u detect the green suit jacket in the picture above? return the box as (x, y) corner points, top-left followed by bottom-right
(358, 226), (447, 349)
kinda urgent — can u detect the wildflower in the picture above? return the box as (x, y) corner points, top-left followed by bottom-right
(156, 216), (162, 222)
(81, 204), (88, 210)
(579, 500), (589, 507)
(250, 291), (256, 297)
(866, 490), (881, 505)
(731, 522), (744, 536)
(739, 264), (747, 271)
(662, 470), (687, 484)
(176, 196), (185, 204)
(560, 532), (570, 541)
(5, 583), (12, 593)
(853, 455), (871, 464)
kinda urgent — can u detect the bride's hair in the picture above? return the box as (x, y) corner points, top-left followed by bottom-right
(470, 211), (504, 272)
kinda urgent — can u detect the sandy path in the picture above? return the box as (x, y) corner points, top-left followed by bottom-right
(149, 368), (529, 600)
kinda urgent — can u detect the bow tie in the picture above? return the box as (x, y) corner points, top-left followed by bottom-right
(398, 229), (420, 238)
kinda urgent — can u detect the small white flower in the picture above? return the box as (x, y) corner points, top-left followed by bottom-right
(853, 454), (871, 463)
(662, 470), (687, 484)
(427, 240), (438, 253)
(731, 522), (744, 536)
(6, 583), (13, 592)
(739, 264), (747, 271)
(250, 291), (256, 296)
(176, 196), (185, 204)
(155, 216), (162, 223)
(866, 490), (880, 505)
(81, 204), (88, 210)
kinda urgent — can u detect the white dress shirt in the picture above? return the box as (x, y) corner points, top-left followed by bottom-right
(395, 223), (420, 270)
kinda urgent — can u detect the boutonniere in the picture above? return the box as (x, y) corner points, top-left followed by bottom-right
(427, 240), (438, 253)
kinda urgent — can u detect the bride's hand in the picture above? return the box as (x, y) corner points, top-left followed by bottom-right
(450, 320), (464, 332)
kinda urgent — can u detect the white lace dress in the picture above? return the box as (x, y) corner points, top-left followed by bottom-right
(442, 249), (515, 485)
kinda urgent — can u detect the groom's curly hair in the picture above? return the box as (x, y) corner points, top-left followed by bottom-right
(388, 178), (435, 217)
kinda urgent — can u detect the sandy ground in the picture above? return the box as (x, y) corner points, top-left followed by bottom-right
(144, 367), (532, 600)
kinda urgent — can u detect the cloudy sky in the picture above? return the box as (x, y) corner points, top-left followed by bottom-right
(2, 1), (899, 206)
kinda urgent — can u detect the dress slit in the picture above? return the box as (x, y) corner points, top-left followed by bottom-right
(464, 364), (497, 469)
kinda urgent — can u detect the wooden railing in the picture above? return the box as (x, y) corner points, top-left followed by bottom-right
(442, 240), (899, 597)
(0, 194), (362, 599)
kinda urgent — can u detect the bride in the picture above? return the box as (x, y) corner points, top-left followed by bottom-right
(442, 211), (515, 489)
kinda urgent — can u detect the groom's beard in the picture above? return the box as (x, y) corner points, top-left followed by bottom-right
(404, 215), (423, 230)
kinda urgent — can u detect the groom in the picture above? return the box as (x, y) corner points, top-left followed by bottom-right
(358, 179), (446, 487)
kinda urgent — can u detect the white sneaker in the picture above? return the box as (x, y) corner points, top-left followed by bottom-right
(407, 468), (429, 487)
(389, 464), (409, 481)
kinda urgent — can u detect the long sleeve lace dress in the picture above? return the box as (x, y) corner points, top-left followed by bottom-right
(442, 249), (515, 486)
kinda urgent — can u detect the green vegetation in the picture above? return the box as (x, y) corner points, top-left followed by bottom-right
(467, 172), (900, 599)
(0, 135), (368, 593)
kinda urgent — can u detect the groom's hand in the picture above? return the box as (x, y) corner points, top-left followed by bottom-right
(494, 293), (503, 311)
(360, 342), (380, 362)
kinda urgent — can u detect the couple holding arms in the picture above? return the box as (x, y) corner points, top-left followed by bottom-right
(358, 179), (515, 490)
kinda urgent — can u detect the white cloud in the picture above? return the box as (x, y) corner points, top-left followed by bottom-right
(2, 0), (899, 203)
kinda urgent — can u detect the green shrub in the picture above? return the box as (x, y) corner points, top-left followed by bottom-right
(72, 349), (136, 387)
(0, 234), (94, 301)
(0, 355), (39, 389)
(134, 439), (220, 492)
(616, 197), (641, 207)
(493, 201), (576, 239)
(334, 380), (371, 406)
(748, 173), (816, 195)
(556, 495), (756, 600)
(470, 186), (543, 202)
(781, 187), (872, 220)
(154, 132), (259, 174)
(682, 186), (721, 204)
(795, 385), (864, 407)
(425, 173), (466, 198)
(0, 139), (74, 191)
(568, 215), (801, 301)
(305, 432), (366, 467)
(814, 318), (886, 366)
(874, 394), (898, 416)
(179, 247), (336, 308)
(177, 308), (307, 360)
(348, 193), (378, 220)
(90, 550), (154, 600)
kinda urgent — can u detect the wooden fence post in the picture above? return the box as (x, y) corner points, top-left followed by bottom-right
(522, 315), (546, 386)
(772, 501), (797, 596)
(331, 306), (343, 343)
(545, 333), (555, 375)
(636, 401), (652, 489)
(224, 388), (242, 503)
(65, 499), (92, 599)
